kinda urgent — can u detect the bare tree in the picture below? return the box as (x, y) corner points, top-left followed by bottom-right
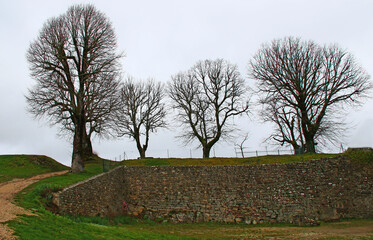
(234, 133), (249, 158)
(115, 77), (167, 159)
(249, 37), (372, 153)
(169, 59), (250, 158)
(26, 4), (122, 172)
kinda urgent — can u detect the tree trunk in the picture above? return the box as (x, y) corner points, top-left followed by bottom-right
(134, 134), (146, 159)
(138, 148), (146, 159)
(71, 116), (86, 173)
(72, 131), (84, 173)
(300, 113), (316, 154)
(82, 130), (93, 157)
(291, 143), (302, 155)
(202, 145), (211, 158)
(71, 152), (84, 173)
(293, 145), (303, 155)
(304, 137), (316, 153)
(240, 147), (245, 158)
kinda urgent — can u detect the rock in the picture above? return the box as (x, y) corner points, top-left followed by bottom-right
(132, 206), (145, 217)
(291, 215), (320, 227)
(245, 219), (252, 224)
(266, 211), (273, 217)
(137, 206), (145, 213)
(319, 207), (340, 222)
(235, 217), (242, 223)
(51, 193), (59, 207)
(176, 213), (187, 222)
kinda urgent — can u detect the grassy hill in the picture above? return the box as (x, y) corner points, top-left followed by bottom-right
(0, 155), (69, 183)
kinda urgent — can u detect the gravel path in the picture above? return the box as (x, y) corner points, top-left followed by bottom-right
(0, 171), (68, 240)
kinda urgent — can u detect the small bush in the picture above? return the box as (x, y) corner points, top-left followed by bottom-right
(35, 184), (63, 213)
(344, 148), (373, 164)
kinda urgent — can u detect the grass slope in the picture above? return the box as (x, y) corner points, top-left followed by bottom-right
(10, 213), (198, 240)
(0, 155), (69, 183)
(122, 153), (338, 167)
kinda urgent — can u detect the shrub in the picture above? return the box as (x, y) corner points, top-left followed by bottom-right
(36, 184), (63, 213)
(344, 148), (373, 164)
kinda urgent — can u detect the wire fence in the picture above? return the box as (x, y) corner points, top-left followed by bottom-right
(108, 149), (207, 161)
(107, 147), (298, 162)
(235, 149), (294, 158)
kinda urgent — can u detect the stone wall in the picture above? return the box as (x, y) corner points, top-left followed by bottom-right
(56, 167), (125, 217)
(56, 157), (373, 224)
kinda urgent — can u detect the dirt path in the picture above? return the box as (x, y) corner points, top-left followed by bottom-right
(167, 222), (373, 239)
(251, 224), (373, 239)
(0, 170), (68, 240)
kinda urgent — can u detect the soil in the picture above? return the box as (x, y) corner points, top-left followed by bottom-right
(250, 224), (373, 239)
(0, 171), (68, 240)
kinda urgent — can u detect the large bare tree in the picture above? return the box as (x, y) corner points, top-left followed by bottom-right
(169, 59), (250, 158)
(115, 77), (167, 159)
(249, 37), (372, 153)
(26, 4), (122, 172)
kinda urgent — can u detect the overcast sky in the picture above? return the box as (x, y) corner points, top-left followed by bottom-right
(0, 0), (372, 166)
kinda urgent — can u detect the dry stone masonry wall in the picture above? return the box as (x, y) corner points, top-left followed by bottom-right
(56, 157), (373, 224)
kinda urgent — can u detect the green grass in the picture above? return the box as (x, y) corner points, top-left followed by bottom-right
(9, 211), (198, 240)
(122, 153), (338, 167)
(0, 155), (69, 183)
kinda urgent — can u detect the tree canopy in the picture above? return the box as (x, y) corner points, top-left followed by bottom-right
(249, 37), (372, 153)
